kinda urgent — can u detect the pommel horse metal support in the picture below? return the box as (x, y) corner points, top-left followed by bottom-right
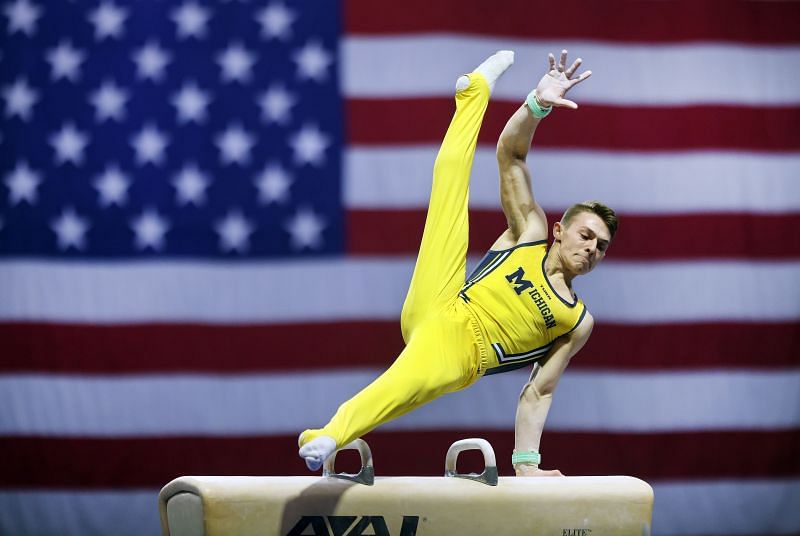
(322, 437), (496, 487)
(323, 438), (375, 485)
(159, 437), (654, 535)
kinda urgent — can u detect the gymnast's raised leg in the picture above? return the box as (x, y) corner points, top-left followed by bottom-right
(298, 51), (514, 470)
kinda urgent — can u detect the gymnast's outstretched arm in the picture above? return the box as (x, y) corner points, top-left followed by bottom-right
(514, 313), (594, 477)
(492, 50), (592, 251)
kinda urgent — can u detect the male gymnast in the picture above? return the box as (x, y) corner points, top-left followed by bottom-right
(299, 50), (617, 477)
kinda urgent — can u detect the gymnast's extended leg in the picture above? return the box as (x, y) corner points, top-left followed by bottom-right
(298, 52), (514, 470)
(399, 51), (515, 341)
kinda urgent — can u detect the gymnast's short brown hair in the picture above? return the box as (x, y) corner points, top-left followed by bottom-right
(561, 201), (619, 240)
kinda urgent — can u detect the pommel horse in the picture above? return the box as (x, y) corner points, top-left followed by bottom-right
(159, 438), (653, 535)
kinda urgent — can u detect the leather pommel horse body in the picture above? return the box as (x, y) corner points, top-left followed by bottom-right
(159, 439), (654, 536)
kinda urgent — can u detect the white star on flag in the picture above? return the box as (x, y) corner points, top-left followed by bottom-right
(93, 164), (130, 207)
(216, 42), (257, 84)
(88, 1), (127, 40)
(3, 78), (39, 121)
(285, 207), (325, 250)
(46, 41), (86, 82)
(130, 124), (170, 166)
(5, 161), (42, 205)
(293, 41), (332, 82)
(258, 85), (295, 125)
(289, 124), (330, 166)
(255, 163), (292, 204)
(171, 82), (212, 124)
(89, 80), (128, 122)
(131, 208), (170, 251)
(49, 123), (90, 166)
(215, 210), (255, 253)
(172, 163), (211, 206)
(3, 0), (41, 36)
(133, 41), (172, 82)
(256, 2), (295, 40)
(215, 124), (256, 165)
(51, 207), (90, 251)
(171, 1), (211, 40)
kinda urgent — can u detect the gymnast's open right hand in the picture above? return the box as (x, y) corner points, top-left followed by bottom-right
(533, 49), (592, 109)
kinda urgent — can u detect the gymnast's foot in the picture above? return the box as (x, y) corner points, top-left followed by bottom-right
(299, 435), (337, 471)
(456, 50), (515, 94)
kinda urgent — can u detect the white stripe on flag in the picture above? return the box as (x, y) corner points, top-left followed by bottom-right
(343, 37), (800, 105)
(579, 260), (800, 323)
(2, 370), (798, 436)
(2, 481), (799, 536)
(0, 490), (161, 536)
(1, 260), (798, 323)
(652, 480), (800, 535)
(345, 148), (800, 213)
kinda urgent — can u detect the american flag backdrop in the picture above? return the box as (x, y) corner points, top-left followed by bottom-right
(1, 0), (799, 534)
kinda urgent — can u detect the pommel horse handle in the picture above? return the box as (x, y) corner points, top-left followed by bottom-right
(323, 438), (375, 486)
(445, 438), (499, 486)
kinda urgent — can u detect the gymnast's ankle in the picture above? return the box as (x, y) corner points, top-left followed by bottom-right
(456, 50), (515, 94)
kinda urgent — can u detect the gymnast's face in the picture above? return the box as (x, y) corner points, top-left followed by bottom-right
(553, 212), (611, 276)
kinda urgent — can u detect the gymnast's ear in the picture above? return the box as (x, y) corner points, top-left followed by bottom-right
(552, 221), (563, 242)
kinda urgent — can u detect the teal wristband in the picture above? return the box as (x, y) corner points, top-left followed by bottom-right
(512, 450), (541, 466)
(525, 90), (552, 119)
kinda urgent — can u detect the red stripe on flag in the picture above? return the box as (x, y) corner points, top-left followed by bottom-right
(345, 0), (800, 44)
(347, 100), (800, 151)
(347, 210), (800, 259)
(0, 322), (404, 374)
(2, 322), (797, 373)
(2, 430), (798, 488)
(583, 322), (800, 369)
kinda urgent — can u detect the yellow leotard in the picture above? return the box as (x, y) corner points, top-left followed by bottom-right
(300, 73), (587, 450)
(461, 242), (587, 375)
